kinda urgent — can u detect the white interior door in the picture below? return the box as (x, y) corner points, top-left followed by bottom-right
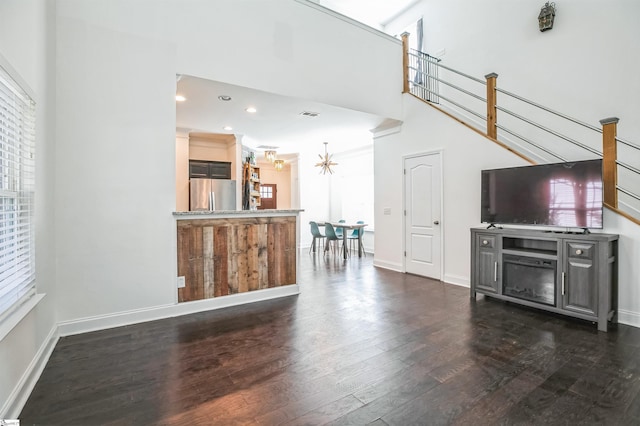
(404, 153), (442, 279)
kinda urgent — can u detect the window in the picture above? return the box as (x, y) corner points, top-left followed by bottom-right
(0, 63), (36, 320)
(332, 148), (374, 229)
(260, 185), (273, 199)
(340, 173), (374, 229)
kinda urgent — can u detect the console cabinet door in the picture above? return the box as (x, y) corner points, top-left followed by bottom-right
(561, 241), (597, 316)
(476, 234), (499, 293)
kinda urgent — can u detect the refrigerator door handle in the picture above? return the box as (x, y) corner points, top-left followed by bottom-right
(209, 192), (215, 211)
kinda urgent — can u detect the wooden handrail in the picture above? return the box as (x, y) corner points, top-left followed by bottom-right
(606, 204), (640, 227)
(403, 50), (640, 228)
(401, 32), (410, 94)
(485, 73), (498, 139)
(408, 93), (535, 165)
(601, 117), (619, 209)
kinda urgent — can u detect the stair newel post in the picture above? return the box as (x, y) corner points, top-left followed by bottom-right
(485, 73), (498, 139)
(600, 117), (620, 209)
(401, 32), (410, 94)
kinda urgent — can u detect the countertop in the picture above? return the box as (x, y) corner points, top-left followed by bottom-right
(173, 209), (304, 219)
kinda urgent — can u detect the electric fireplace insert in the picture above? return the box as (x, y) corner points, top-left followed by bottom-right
(502, 254), (556, 306)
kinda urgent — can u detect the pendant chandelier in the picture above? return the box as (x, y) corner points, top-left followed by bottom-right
(315, 142), (338, 175)
(264, 150), (277, 163)
(274, 159), (284, 172)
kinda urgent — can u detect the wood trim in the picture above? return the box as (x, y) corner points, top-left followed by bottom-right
(485, 73), (498, 139)
(407, 96), (640, 229)
(605, 203), (640, 227)
(401, 33), (410, 94)
(408, 93), (535, 165)
(601, 117), (619, 209)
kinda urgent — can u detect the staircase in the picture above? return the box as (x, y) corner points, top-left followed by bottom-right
(401, 35), (640, 226)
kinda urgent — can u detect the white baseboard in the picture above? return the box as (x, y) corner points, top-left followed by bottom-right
(2, 324), (59, 419)
(58, 285), (300, 337)
(618, 309), (640, 329)
(373, 259), (403, 272)
(443, 273), (469, 288)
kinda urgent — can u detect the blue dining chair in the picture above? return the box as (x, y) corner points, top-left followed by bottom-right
(324, 223), (341, 256)
(347, 221), (365, 256)
(335, 219), (346, 239)
(309, 221), (326, 254)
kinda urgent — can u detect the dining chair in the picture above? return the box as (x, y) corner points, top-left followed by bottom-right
(309, 221), (326, 254)
(335, 219), (346, 239)
(324, 223), (341, 256)
(347, 220), (365, 256)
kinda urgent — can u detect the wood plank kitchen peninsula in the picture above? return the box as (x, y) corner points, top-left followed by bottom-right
(174, 210), (303, 304)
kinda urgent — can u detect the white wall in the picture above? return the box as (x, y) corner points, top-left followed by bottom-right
(259, 161), (292, 210)
(602, 209), (640, 326)
(299, 146), (377, 254)
(375, 96), (640, 326)
(5, 0), (640, 416)
(57, 0), (403, 122)
(298, 151), (331, 248)
(330, 146), (375, 253)
(378, 0), (640, 326)
(53, 0), (403, 323)
(175, 135), (189, 211)
(189, 137), (234, 163)
(374, 97), (528, 275)
(55, 16), (178, 322)
(386, 0), (640, 149)
(0, 0), (56, 416)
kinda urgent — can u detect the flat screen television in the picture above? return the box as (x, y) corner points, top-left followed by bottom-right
(481, 159), (603, 229)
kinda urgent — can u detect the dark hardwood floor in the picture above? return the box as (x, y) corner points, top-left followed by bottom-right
(20, 252), (640, 425)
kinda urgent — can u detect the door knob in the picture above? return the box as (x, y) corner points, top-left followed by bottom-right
(434, 221), (440, 225)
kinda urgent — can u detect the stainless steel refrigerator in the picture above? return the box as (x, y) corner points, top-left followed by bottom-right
(189, 179), (237, 211)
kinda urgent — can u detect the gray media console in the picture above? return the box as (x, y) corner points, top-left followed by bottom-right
(470, 227), (618, 332)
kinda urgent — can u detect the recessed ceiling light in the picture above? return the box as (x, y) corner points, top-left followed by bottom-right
(300, 111), (319, 117)
(218, 95), (232, 101)
(245, 107), (257, 113)
(223, 126), (233, 131)
(175, 95), (186, 102)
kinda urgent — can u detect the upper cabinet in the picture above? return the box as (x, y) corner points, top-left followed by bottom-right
(189, 160), (231, 179)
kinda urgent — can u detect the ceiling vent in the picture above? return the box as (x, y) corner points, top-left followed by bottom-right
(256, 145), (279, 150)
(300, 111), (320, 118)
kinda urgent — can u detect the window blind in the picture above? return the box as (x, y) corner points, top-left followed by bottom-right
(0, 64), (36, 319)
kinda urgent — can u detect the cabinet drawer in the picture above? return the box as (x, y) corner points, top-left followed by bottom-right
(477, 235), (496, 249)
(566, 242), (594, 260)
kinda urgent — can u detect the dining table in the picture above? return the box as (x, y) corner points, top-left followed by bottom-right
(315, 221), (368, 259)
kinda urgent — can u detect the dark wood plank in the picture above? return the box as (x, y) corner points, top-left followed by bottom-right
(257, 223), (269, 289)
(202, 225), (214, 298)
(213, 225), (229, 297)
(178, 225), (204, 302)
(19, 254), (640, 425)
(247, 223), (259, 292)
(267, 222), (276, 288)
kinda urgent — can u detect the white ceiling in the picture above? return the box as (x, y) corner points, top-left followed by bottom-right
(176, 75), (389, 156)
(175, 2), (414, 156)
